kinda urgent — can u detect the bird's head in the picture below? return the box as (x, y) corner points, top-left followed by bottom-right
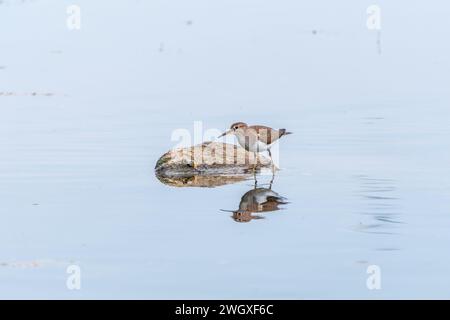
(218, 122), (248, 138)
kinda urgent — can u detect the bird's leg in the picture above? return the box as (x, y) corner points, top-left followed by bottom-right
(268, 149), (274, 173)
(269, 171), (275, 189)
(268, 149), (275, 189)
(250, 151), (257, 187)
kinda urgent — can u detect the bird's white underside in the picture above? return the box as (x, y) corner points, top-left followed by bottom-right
(235, 134), (271, 152)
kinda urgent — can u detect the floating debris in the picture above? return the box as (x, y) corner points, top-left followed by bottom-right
(0, 259), (74, 269)
(0, 92), (55, 96)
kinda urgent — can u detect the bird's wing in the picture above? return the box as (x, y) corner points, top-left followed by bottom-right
(249, 125), (280, 145)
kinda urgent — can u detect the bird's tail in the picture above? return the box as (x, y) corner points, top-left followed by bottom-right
(279, 129), (293, 137)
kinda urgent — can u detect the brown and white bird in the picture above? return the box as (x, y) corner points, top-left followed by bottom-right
(219, 122), (292, 168)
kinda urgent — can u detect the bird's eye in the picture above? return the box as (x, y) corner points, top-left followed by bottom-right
(234, 126), (238, 130)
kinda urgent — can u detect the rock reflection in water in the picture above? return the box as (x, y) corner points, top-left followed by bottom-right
(155, 164), (288, 222)
(155, 172), (252, 188)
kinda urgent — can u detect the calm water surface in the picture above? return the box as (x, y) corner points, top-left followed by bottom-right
(1, 0), (450, 298)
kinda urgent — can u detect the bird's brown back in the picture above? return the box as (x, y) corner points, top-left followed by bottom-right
(248, 125), (282, 145)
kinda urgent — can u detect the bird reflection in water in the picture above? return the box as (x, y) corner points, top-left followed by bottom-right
(222, 177), (288, 223)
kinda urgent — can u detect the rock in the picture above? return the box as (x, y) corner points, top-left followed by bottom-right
(155, 142), (274, 187)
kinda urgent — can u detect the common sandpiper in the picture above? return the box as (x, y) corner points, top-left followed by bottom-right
(218, 122), (292, 170)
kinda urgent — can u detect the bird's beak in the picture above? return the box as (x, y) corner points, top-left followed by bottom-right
(218, 129), (232, 138)
(220, 209), (236, 213)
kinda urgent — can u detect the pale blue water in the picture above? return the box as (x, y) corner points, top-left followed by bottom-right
(1, 0), (450, 299)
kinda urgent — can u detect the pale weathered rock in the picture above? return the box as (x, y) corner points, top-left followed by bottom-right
(155, 141), (274, 187)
